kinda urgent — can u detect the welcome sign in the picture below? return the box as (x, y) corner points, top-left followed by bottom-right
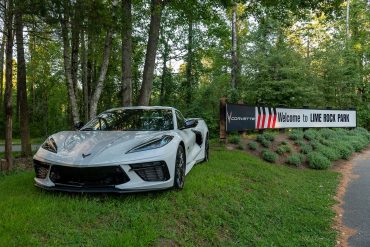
(225, 104), (356, 132)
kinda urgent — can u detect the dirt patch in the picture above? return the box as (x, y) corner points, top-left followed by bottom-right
(332, 147), (370, 247)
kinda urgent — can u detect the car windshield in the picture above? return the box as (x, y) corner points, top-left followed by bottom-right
(81, 109), (174, 131)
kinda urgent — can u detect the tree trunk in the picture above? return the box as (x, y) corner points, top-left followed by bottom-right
(15, 7), (31, 157)
(61, 0), (80, 125)
(160, 31), (169, 105)
(0, 34), (6, 106)
(4, 0), (13, 170)
(81, 30), (89, 122)
(89, 30), (113, 118)
(231, 3), (238, 90)
(185, 16), (193, 105)
(138, 0), (163, 106)
(71, 3), (80, 94)
(121, 0), (132, 106)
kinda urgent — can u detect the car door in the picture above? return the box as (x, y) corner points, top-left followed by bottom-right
(175, 110), (196, 163)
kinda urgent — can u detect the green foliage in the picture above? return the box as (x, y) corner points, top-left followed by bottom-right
(281, 140), (288, 145)
(286, 153), (303, 167)
(300, 144), (313, 154)
(288, 129), (304, 141)
(237, 144), (244, 150)
(248, 141), (258, 150)
(262, 132), (275, 141)
(261, 139), (272, 148)
(262, 149), (278, 163)
(304, 129), (319, 141)
(276, 145), (291, 155)
(256, 134), (265, 143)
(228, 135), (241, 145)
(317, 146), (341, 161)
(307, 152), (331, 170)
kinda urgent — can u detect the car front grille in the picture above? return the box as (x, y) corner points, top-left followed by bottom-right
(34, 160), (50, 179)
(49, 165), (130, 188)
(130, 161), (170, 182)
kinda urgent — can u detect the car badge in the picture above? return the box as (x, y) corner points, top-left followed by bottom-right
(82, 153), (91, 158)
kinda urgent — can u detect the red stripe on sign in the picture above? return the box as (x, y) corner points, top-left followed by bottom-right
(272, 108), (277, 128)
(257, 112), (261, 129)
(267, 108), (272, 128)
(261, 111), (266, 129)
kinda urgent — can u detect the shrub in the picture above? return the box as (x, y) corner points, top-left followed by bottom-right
(304, 129), (319, 141)
(300, 144), (313, 154)
(307, 152), (331, 170)
(317, 146), (341, 161)
(286, 154), (303, 166)
(338, 145), (353, 160)
(319, 128), (336, 139)
(263, 132), (275, 141)
(281, 140), (288, 145)
(262, 150), (278, 163)
(351, 139), (367, 152)
(248, 141), (258, 150)
(256, 134), (265, 143)
(261, 139), (272, 148)
(228, 135), (241, 144)
(288, 129), (304, 141)
(310, 140), (324, 150)
(276, 145), (291, 155)
(294, 140), (305, 147)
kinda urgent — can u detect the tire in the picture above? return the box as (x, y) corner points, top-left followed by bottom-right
(173, 145), (186, 189)
(202, 134), (209, 163)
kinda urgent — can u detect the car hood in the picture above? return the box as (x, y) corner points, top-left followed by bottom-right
(37, 130), (171, 165)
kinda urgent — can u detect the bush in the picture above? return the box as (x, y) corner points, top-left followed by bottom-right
(317, 146), (341, 161)
(228, 135), (241, 144)
(338, 145), (353, 160)
(261, 139), (272, 148)
(248, 141), (258, 150)
(237, 144), (244, 150)
(294, 140), (305, 147)
(319, 128), (336, 139)
(276, 145), (291, 155)
(304, 129), (319, 141)
(281, 140), (288, 145)
(300, 144), (313, 154)
(286, 153), (303, 166)
(310, 140), (324, 150)
(256, 134), (265, 143)
(307, 152), (331, 170)
(288, 129), (304, 141)
(263, 132), (275, 141)
(262, 150), (278, 163)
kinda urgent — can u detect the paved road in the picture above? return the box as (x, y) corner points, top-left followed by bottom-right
(343, 149), (370, 247)
(0, 144), (40, 153)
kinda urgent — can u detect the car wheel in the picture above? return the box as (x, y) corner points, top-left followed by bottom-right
(174, 145), (186, 189)
(202, 134), (209, 163)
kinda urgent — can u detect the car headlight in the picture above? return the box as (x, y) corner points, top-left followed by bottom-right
(127, 135), (174, 153)
(42, 137), (58, 153)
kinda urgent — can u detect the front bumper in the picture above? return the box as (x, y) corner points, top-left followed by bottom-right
(34, 157), (176, 193)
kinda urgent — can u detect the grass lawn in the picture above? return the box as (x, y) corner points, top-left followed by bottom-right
(0, 148), (339, 247)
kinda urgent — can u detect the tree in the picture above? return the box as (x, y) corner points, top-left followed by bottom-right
(121, 0), (133, 106)
(138, 0), (164, 106)
(15, 0), (31, 157)
(3, 0), (13, 170)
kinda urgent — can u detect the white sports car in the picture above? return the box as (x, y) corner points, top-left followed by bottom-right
(33, 106), (209, 193)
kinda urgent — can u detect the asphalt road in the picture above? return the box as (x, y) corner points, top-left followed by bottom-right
(0, 144), (40, 153)
(343, 149), (370, 247)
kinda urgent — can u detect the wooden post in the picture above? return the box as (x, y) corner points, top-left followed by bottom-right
(219, 97), (227, 142)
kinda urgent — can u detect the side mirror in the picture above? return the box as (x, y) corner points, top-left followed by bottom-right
(184, 119), (198, 129)
(74, 121), (84, 130)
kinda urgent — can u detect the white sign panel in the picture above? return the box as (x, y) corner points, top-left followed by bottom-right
(255, 107), (356, 129)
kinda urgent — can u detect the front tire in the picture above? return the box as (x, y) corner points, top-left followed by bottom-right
(202, 134), (209, 163)
(173, 145), (186, 189)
